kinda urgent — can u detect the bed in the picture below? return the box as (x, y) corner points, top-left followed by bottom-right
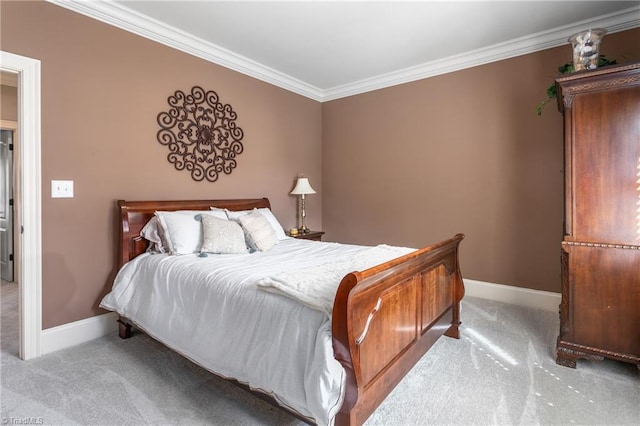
(102, 198), (465, 425)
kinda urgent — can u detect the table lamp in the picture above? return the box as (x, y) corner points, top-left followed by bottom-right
(290, 176), (316, 233)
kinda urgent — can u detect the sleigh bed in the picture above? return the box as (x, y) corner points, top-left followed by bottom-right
(103, 198), (465, 425)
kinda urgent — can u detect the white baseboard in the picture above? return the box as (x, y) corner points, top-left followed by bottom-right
(464, 278), (561, 312)
(41, 312), (118, 355)
(38, 281), (559, 355)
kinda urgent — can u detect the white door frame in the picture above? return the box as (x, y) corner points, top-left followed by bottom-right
(1, 51), (42, 360)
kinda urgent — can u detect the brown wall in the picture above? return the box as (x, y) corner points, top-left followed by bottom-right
(1, 84), (18, 121)
(322, 27), (640, 293)
(1, 1), (322, 329)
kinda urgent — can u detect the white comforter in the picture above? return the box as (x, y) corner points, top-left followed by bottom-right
(100, 238), (412, 425)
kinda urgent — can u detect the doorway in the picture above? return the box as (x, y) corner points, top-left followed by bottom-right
(1, 51), (42, 360)
(1, 76), (18, 359)
(0, 126), (15, 283)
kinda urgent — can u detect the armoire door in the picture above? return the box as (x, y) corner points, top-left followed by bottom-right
(567, 84), (640, 245)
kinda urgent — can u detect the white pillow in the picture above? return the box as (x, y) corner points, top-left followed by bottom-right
(155, 210), (227, 255)
(200, 215), (248, 254)
(224, 207), (287, 240)
(140, 216), (166, 253)
(237, 209), (278, 252)
(209, 206), (227, 216)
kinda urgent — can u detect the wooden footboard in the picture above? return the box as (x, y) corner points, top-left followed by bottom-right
(332, 233), (464, 426)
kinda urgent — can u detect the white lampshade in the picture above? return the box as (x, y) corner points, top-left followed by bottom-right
(290, 177), (316, 195)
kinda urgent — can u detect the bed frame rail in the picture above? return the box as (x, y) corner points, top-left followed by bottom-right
(332, 233), (464, 425)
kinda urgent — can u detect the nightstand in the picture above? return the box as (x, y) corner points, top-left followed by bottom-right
(287, 230), (325, 241)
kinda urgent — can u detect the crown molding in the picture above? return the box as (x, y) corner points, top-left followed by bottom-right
(47, 1), (639, 103)
(321, 6), (640, 101)
(46, 0), (325, 101)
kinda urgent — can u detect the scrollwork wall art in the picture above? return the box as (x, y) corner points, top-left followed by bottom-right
(157, 86), (244, 182)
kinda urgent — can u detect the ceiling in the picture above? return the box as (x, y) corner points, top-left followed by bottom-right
(49, 1), (640, 101)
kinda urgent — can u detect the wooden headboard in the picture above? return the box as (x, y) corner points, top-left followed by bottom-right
(117, 198), (271, 268)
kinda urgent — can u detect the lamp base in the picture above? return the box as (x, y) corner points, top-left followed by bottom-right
(298, 226), (310, 234)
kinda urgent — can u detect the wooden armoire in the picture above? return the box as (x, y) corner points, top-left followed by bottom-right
(555, 62), (640, 369)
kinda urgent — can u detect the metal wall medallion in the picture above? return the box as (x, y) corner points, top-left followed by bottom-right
(157, 86), (244, 182)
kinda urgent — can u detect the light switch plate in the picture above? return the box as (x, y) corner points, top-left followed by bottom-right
(51, 180), (74, 198)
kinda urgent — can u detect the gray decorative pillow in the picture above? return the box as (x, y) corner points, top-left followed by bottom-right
(155, 210), (228, 255)
(200, 215), (248, 254)
(238, 209), (278, 252)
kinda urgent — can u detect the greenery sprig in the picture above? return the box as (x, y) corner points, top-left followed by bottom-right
(536, 55), (617, 116)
